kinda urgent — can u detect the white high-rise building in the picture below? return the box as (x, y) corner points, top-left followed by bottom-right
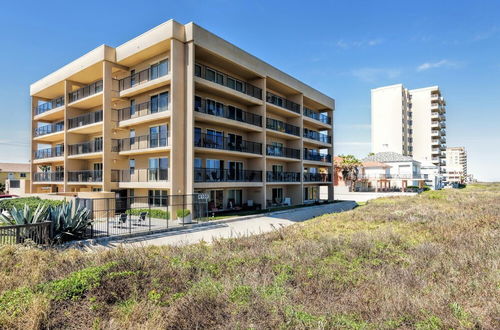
(445, 147), (467, 184)
(371, 84), (447, 172)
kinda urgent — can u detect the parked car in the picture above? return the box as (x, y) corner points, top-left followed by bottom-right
(0, 194), (19, 199)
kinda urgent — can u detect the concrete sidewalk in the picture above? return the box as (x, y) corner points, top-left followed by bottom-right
(92, 201), (357, 248)
(334, 191), (417, 203)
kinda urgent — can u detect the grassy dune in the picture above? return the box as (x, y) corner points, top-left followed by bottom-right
(0, 184), (499, 329)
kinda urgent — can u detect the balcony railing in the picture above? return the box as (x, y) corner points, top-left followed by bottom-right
(266, 92), (300, 114)
(68, 140), (103, 155)
(34, 146), (64, 159)
(116, 101), (168, 121)
(195, 63), (262, 100)
(194, 168), (262, 183)
(266, 144), (300, 159)
(33, 172), (64, 182)
(303, 173), (332, 182)
(266, 171), (301, 182)
(195, 133), (262, 155)
(35, 96), (64, 115)
(68, 110), (103, 129)
(304, 107), (331, 125)
(303, 129), (332, 144)
(195, 97), (262, 127)
(111, 168), (168, 183)
(115, 135), (168, 152)
(119, 60), (169, 91)
(34, 121), (64, 137)
(67, 170), (102, 183)
(303, 151), (332, 163)
(68, 80), (103, 103)
(266, 118), (300, 136)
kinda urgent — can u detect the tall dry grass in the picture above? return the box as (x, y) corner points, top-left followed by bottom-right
(0, 183), (498, 329)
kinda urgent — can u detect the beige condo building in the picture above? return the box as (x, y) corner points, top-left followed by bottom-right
(30, 19), (335, 211)
(445, 146), (467, 184)
(371, 84), (447, 171)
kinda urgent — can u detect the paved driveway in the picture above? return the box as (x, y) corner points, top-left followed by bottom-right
(93, 201), (356, 248)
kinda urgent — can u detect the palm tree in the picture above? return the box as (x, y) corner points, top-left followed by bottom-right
(337, 154), (362, 191)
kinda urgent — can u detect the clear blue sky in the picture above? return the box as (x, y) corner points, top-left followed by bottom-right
(1, 0), (499, 181)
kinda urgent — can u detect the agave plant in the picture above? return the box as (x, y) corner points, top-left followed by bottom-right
(50, 201), (91, 242)
(0, 204), (48, 225)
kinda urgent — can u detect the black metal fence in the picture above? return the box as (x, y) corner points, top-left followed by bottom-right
(78, 194), (209, 239)
(0, 222), (51, 245)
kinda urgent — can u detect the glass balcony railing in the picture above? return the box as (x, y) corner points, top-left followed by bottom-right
(35, 96), (64, 115)
(34, 121), (64, 137)
(115, 135), (168, 152)
(303, 173), (332, 182)
(119, 60), (169, 91)
(68, 140), (103, 155)
(68, 110), (103, 129)
(266, 171), (301, 182)
(266, 144), (300, 159)
(266, 118), (300, 136)
(195, 97), (262, 127)
(111, 168), (168, 183)
(194, 132), (262, 155)
(67, 170), (102, 182)
(68, 80), (103, 103)
(304, 107), (331, 125)
(303, 151), (332, 163)
(33, 146), (64, 159)
(195, 63), (262, 100)
(266, 92), (300, 114)
(194, 168), (262, 183)
(303, 129), (332, 144)
(33, 172), (64, 182)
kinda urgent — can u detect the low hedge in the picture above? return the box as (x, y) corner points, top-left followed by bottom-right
(0, 197), (64, 211)
(127, 208), (170, 220)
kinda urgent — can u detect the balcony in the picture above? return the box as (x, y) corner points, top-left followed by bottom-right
(266, 171), (301, 183)
(303, 151), (332, 163)
(68, 140), (103, 158)
(115, 135), (169, 155)
(266, 144), (300, 160)
(68, 80), (103, 106)
(304, 107), (331, 125)
(266, 118), (300, 137)
(67, 170), (102, 183)
(35, 96), (64, 116)
(195, 133), (262, 156)
(194, 168), (262, 183)
(195, 63), (262, 101)
(303, 129), (332, 144)
(33, 172), (64, 183)
(116, 101), (169, 126)
(266, 92), (300, 114)
(34, 121), (64, 140)
(111, 168), (168, 188)
(33, 146), (64, 160)
(118, 60), (169, 97)
(195, 97), (262, 128)
(303, 173), (332, 182)
(68, 110), (103, 133)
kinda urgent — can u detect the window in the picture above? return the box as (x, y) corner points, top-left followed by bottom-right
(92, 187), (102, 192)
(130, 69), (136, 87)
(215, 102), (224, 116)
(194, 96), (202, 111)
(150, 59), (168, 80)
(130, 129), (135, 144)
(151, 92), (168, 113)
(94, 137), (103, 151)
(194, 127), (202, 146)
(206, 129), (223, 148)
(194, 158), (202, 168)
(130, 99), (136, 116)
(20, 173), (26, 178)
(208, 190), (224, 209)
(227, 189), (242, 207)
(272, 165), (283, 173)
(129, 159), (135, 173)
(195, 64), (202, 77)
(216, 72), (224, 85)
(149, 157), (168, 181)
(149, 125), (167, 147)
(227, 133), (242, 151)
(304, 187), (318, 201)
(272, 188), (283, 204)
(227, 161), (243, 180)
(206, 68), (216, 82)
(148, 190), (168, 207)
(206, 99), (216, 115)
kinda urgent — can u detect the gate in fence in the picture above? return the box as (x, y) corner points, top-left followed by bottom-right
(80, 194), (209, 239)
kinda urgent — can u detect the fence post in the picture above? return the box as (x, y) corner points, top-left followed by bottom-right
(106, 198), (110, 237)
(15, 226), (21, 244)
(183, 195), (186, 227)
(129, 200), (132, 234)
(149, 198), (152, 232)
(166, 195), (169, 229)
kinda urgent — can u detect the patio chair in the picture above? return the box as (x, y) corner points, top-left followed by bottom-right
(116, 213), (127, 227)
(137, 212), (148, 225)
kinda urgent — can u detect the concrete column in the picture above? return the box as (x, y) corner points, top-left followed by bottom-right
(170, 39), (187, 196)
(102, 61), (113, 192)
(63, 80), (71, 193)
(184, 41), (195, 195)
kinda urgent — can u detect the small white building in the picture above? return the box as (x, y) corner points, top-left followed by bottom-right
(361, 152), (425, 191)
(420, 162), (444, 190)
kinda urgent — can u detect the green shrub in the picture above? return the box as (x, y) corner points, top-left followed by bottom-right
(0, 197), (64, 211)
(127, 208), (170, 220)
(176, 209), (190, 218)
